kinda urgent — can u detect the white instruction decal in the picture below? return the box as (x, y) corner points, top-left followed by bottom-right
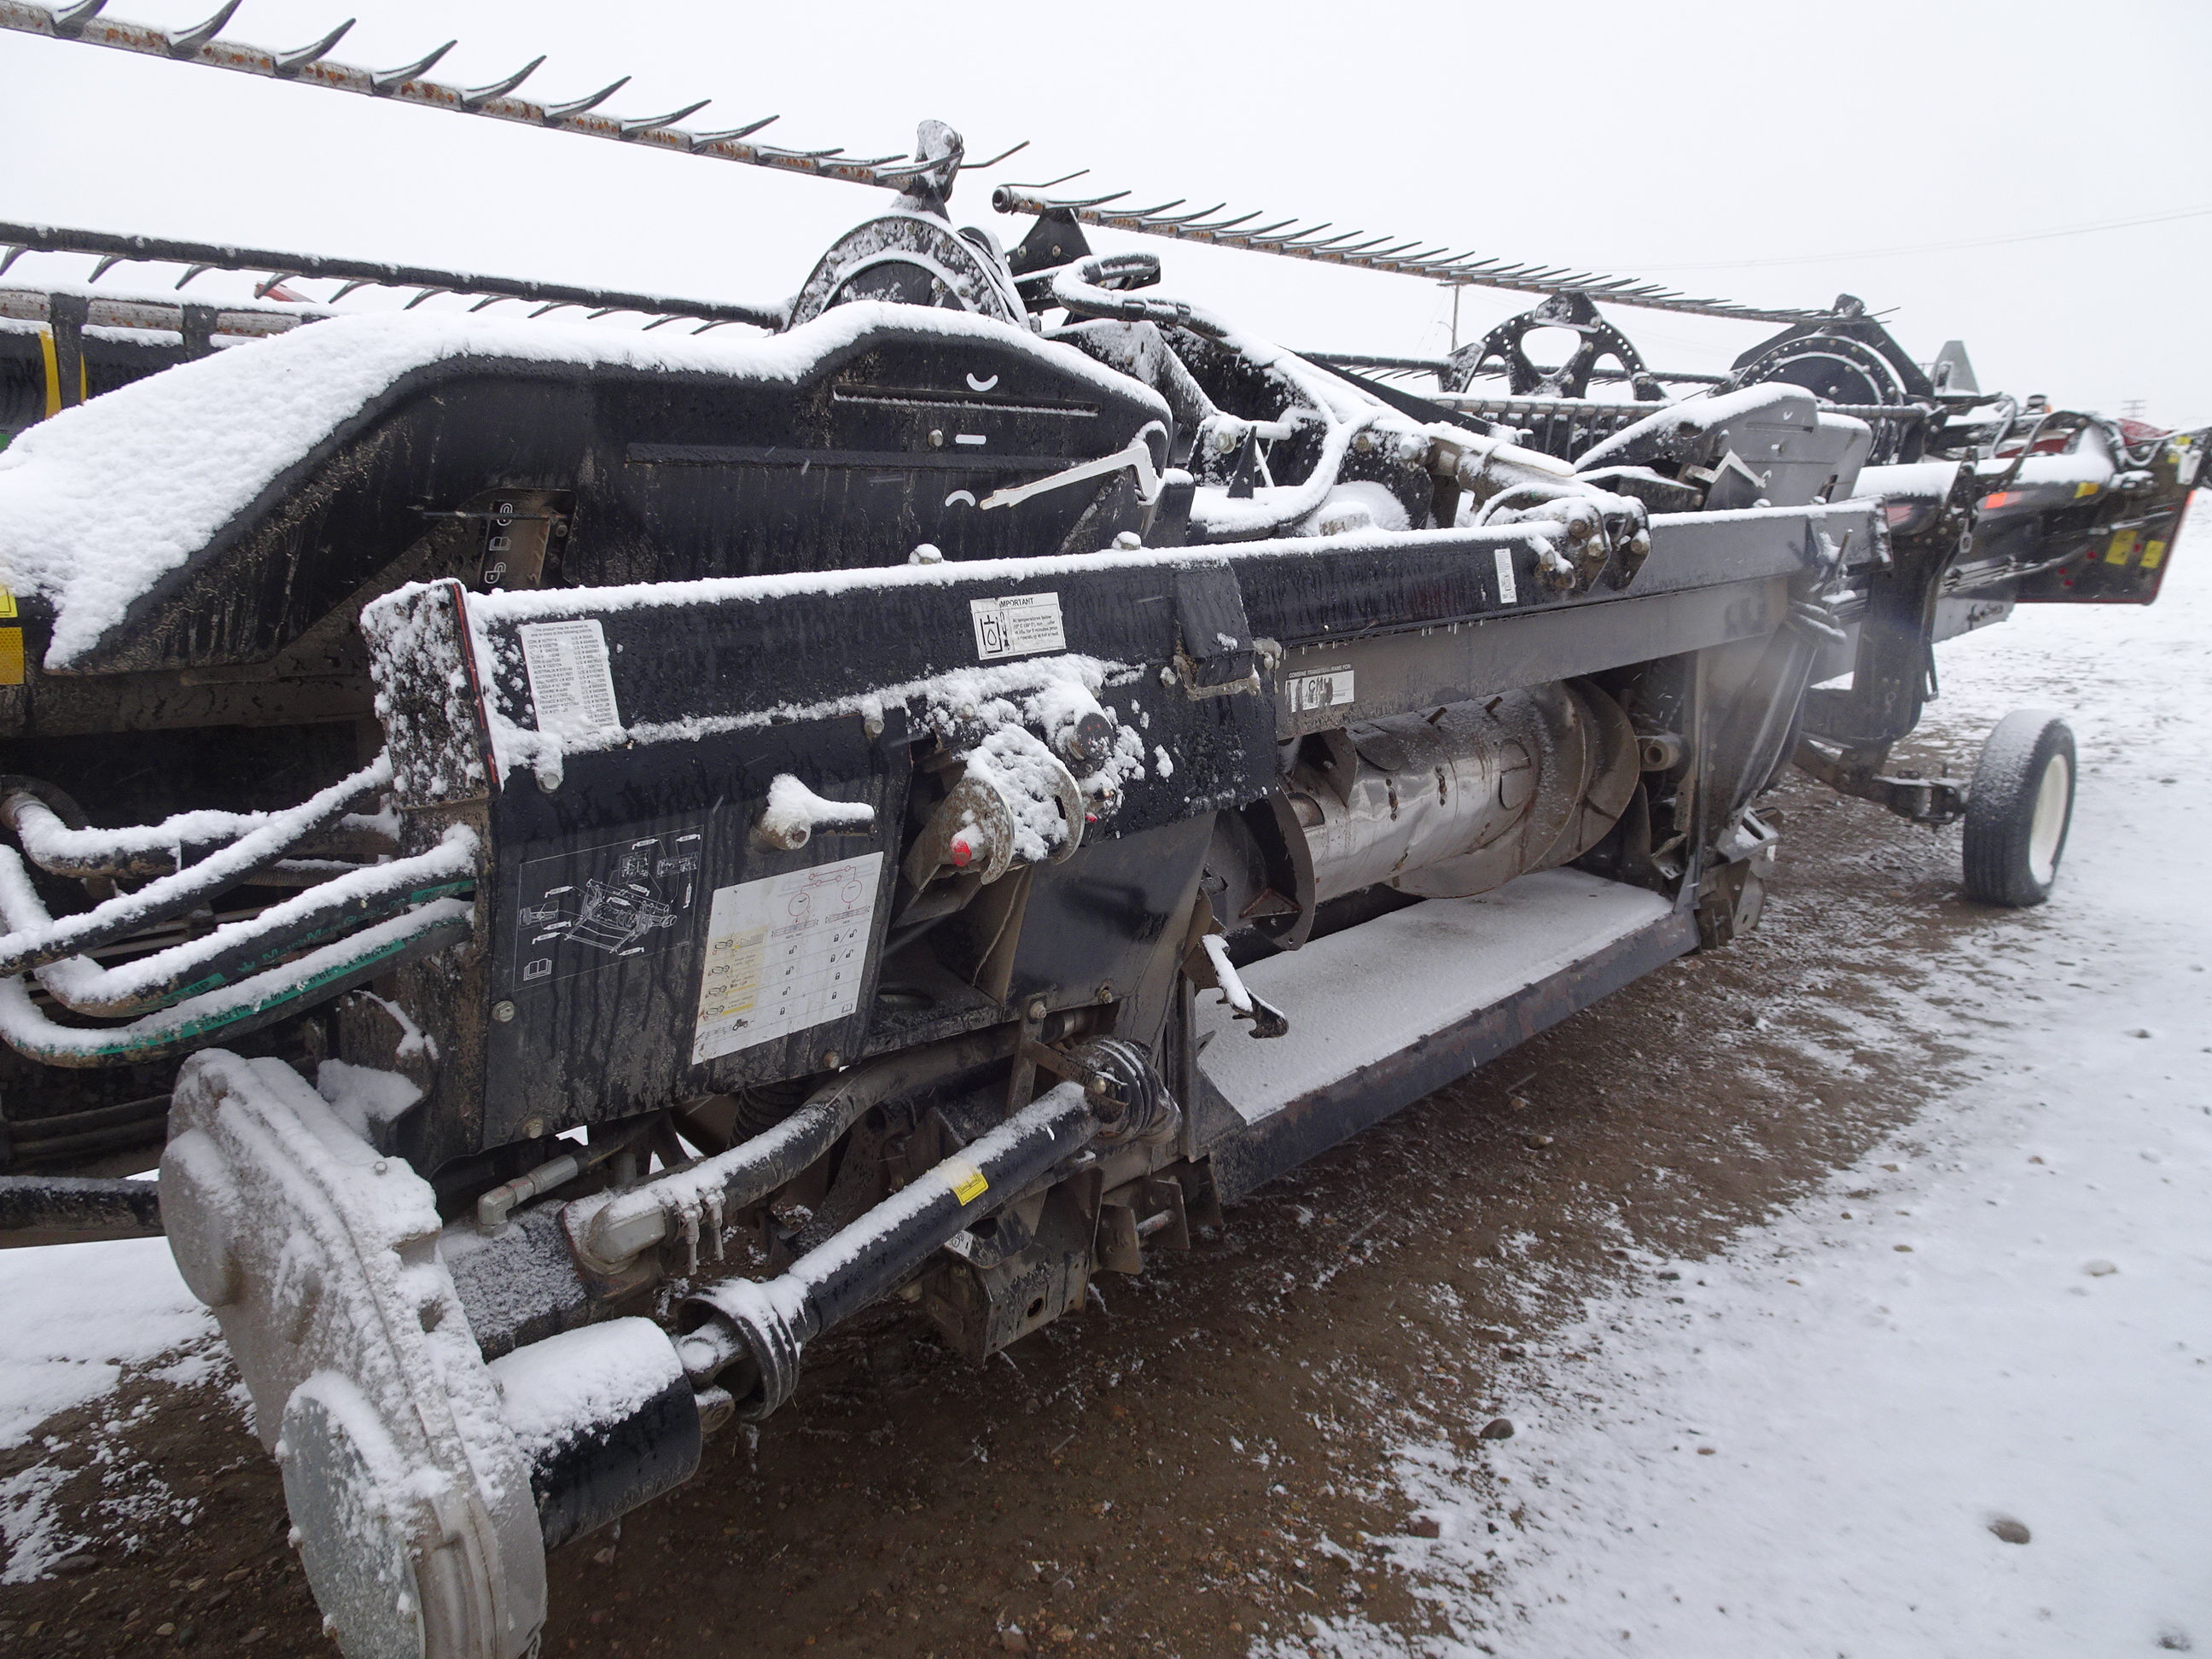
(690, 853), (882, 1063)
(1285, 667), (1355, 713)
(969, 591), (1067, 661)
(1493, 547), (1519, 606)
(519, 619), (621, 735)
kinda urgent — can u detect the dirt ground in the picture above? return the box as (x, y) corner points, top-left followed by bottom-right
(0, 736), (2007, 1657)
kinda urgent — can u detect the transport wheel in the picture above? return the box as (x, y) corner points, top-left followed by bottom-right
(1961, 710), (2075, 907)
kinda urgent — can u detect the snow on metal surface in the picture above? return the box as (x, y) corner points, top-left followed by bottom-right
(484, 1319), (680, 1467)
(0, 301), (1167, 668)
(1196, 869), (1674, 1124)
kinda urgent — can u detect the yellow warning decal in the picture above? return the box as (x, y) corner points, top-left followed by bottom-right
(2075, 481), (2100, 498)
(0, 629), (23, 687)
(2141, 539), (2168, 570)
(0, 587), (16, 620)
(944, 1160), (988, 1206)
(35, 329), (86, 419)
(2105, 529), (2139, 566)
(39, 330), (60, 419)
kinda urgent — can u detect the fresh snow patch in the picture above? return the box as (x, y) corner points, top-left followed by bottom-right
(0, 1236), (213, 1452)
(316, 1059), (424, 1141)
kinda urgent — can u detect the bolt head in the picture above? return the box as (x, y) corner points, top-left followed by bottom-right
(492, 999), (517, 1023)
(1027, 997), (1049, 1022)
(521, 1117), (545, 1139)
(821, 1050), (841, 1070)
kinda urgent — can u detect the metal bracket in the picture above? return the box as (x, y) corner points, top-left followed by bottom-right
(1794, 740), (1967, 825)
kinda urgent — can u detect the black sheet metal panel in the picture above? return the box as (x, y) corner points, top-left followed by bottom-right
(1206, 905), (1700, 1201)
(453, 559), (1274, 837)
(1225, 502), (1877, 649)
(367, 555), (1277, 1156)
(50, 311), (1170, 675)
(1272, 579), (1788, 736)
(478, 716), (913, 1147)
(1004, 815), (1214, 1032)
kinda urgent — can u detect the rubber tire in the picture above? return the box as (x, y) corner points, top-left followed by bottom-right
(1962, 711), (2075, 907)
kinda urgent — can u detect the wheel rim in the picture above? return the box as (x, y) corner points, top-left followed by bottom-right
(2027, 750), (2071, 885)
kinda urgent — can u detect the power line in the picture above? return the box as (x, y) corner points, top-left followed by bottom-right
(1598, 202), (2212, 274)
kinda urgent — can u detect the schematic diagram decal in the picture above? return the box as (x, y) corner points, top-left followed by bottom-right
(512, 830), (704, 989)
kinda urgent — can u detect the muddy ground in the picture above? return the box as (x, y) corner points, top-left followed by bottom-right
(0, 736), (2011, 1656)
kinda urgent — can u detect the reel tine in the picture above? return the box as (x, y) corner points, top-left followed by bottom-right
(50, 0), (107, 35)
(529, 301), (577, 318)
(88, 253), (125, 282)
(468, 294), (511, 311)
(958, 139), (1029, 171)
(273, 18), (353, 74)
(1141, 203), (1225, 228)
(461, 55), (544, 110)
(1183, 209), (1264, 235)
(329, 279), (375, 300)
(0, 247), (26, 279)
(619, 99), (712, 137)
(172, 263), (214, 289)
(1056, 189), (1133, 211)
(403, 287), (451, 309)
(541, 76), (631, 122)
(638, 314), (682, 331)
(369, 40), (457, 96)
(165, 0), (241, 57)
(690, 115), (778, 148)
(999, 169), (1088, 191)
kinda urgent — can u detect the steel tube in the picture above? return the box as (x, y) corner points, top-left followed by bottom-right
(679, 1083), (1098, 1417)
(0, 221), (785, 333)
(581, 1025), (1019, 1268)
(0, 1173), (161, 1245)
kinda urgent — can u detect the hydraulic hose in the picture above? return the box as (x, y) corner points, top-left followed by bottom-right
(0, 754), (393, 976)
(0, 897), (473, 1067)
(0, 829), (476, 1017)
(0, 782), (397, 882)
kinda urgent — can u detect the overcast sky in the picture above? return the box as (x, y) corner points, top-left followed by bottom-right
(7, 0), (2208, 425)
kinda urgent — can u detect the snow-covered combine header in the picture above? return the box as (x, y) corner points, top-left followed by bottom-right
(0, 6), (2200, 1654)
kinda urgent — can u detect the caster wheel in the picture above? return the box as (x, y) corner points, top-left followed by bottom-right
(1962, 710), (2075, 906)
